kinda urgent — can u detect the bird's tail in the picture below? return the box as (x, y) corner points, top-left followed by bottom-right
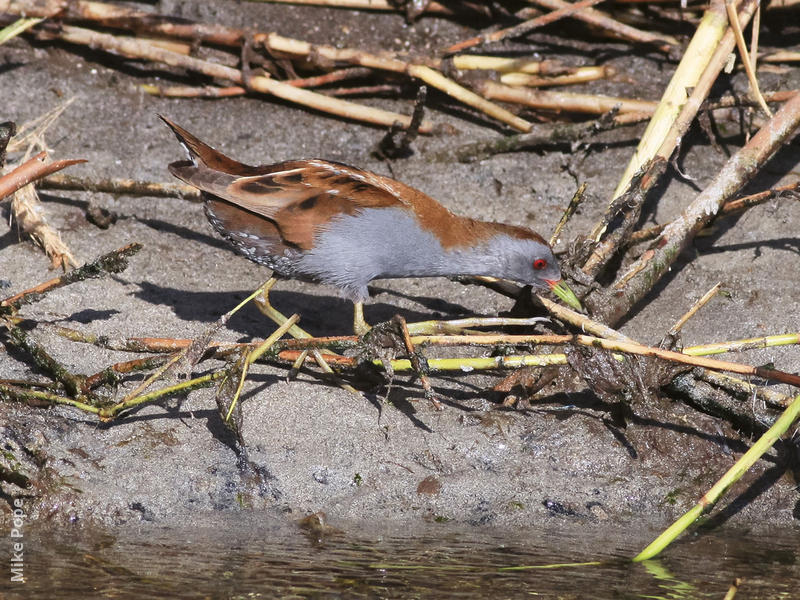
(159, 115), (251, 174)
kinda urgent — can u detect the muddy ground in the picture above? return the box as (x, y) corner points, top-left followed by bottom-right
(1, 1), (799, 536)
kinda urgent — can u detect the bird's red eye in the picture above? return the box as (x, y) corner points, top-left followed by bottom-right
(533, 259), (547, 270)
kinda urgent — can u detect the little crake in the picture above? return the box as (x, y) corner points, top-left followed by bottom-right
(162, 116), (566, 334)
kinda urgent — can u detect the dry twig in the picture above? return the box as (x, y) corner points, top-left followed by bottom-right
(527, 0), (679, 51)
(480, 82), (659, 115)
(725, 0), (772, 116)
(591, 90), (800, 325)
(443, 0), (607, 54)
(610, 0), (759, 202)
(1, 243), (142, 313)
(49, 25), (432, 132)
(39, 173), (201, 200)
(668, 283), (722, 336)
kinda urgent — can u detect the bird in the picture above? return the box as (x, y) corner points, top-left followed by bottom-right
(161, 116), (573, 335)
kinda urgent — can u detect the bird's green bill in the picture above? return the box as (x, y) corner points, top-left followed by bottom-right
(548, 280), (582, 311)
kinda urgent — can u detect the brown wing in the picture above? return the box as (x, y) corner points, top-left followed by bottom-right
(172, 159), (411, 249)
(161, 116), (546, 251)
(227, 161), (415, 248)
(162, 116), (410, 249)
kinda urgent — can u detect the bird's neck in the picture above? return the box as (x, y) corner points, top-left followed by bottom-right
(364, 209), (514, 278)
(428, 232), (516, 278)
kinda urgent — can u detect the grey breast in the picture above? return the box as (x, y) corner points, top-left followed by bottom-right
(295, 207), (451, 301)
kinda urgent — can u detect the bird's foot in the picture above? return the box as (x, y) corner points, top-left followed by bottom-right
(353, 302), (372, 337)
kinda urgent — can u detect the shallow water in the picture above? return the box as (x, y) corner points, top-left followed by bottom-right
(4, 517), (797, 599)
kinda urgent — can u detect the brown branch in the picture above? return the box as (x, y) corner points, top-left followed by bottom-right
(284, 66), (374, 87)
(396, 316), (440, 407)
(1, 0), (247, 46)
(83, 355), (171, 391)
(39, 173), (201, 200)
(450, 111), (649, 162)
(551, 183), (588, 247)
(4, 1), (528, 131)
(570, 335), (800, 387)
(241, 0), (455, 13)
(1, 243), (143, 311)
(0, 151), (86, 201)
(443, 0), (608, 54)
(140, 84), (247, 98)
(324, 84), (402, 97)
(704, 90), (799, 109)
(451, 56), (568, 75)
(0, 151), (86, 270)
(527, 0), (678, 51)
(628, 181), (800, 245)
(45, 25), (433, 133)
(254, 333), (800, 387)
(499, 66), (616, 88)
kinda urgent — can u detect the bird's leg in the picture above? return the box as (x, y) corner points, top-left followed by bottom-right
(254, 277), (315, 340)
(254, 278), (361, 396)
(353, 301), (372, 336)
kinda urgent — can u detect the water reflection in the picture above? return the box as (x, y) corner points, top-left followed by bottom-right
(4, 516), (797, 599)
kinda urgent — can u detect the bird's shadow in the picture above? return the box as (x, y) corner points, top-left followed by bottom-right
(135, 216), (234, 252)
(131, 281), (477, 338)
(125, 215), (490, 335)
